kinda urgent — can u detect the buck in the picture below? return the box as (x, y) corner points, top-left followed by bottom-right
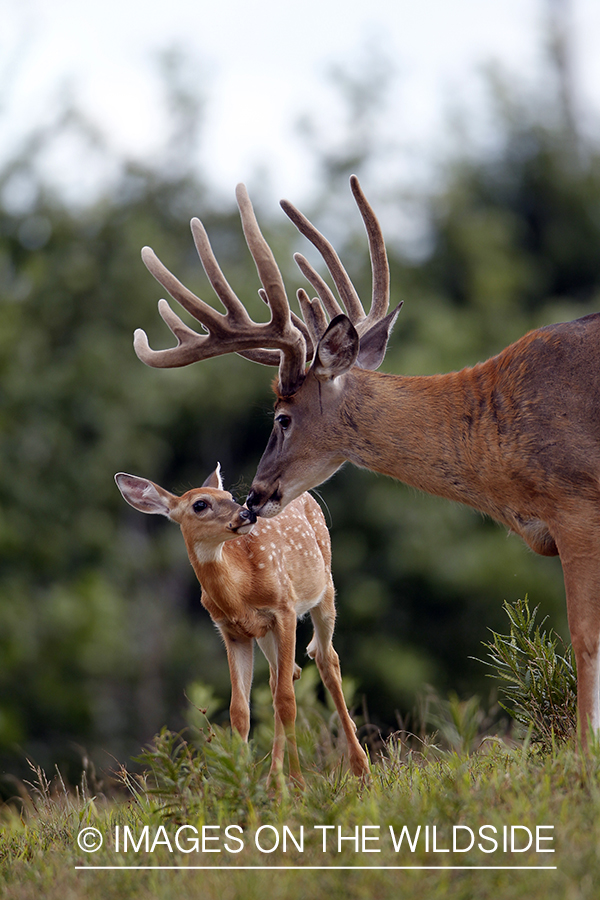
(133, 177), (600, 746)
(115, 466), (369, 785)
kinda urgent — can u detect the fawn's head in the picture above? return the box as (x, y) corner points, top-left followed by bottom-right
(115, 465), (257, 552)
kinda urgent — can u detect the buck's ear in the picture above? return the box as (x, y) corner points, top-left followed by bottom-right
(357, 302), (403, 370)
(202, 462), (223, 490)
(115, 473), (176, 517)
(313, 315), (359, 382)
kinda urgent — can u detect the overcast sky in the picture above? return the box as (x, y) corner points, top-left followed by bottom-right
(3, 0), (600, 204)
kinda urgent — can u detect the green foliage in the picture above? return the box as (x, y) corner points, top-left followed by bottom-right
(0, 131), (281, 780)
(121, 667), (371, 827)
(422, 691), (488, 755)
(127, 724), (269, 826)
(481, 597), (577, 745)
(4, 723), (600, 899)
(126, 727), (210, 820)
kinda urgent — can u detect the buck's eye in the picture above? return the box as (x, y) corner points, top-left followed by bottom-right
(276, 414), (291, 431)
(192, 499), (209, 513)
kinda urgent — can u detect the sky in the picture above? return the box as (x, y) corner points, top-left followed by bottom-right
(3, 0), (600, 206)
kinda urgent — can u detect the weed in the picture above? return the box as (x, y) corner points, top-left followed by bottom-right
(480, 596), (577, 746)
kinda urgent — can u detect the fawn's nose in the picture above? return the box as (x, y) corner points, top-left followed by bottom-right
(239, 507), (257, 525)
(228, 505), (257, 535)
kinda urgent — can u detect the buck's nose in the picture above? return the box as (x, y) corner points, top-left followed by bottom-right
(246, 489), (261, 511)
(247, 485), (281, 514)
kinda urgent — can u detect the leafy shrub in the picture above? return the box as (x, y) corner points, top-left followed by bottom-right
(481, 596), (577, 745)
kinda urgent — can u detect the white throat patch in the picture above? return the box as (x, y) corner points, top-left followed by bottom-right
(194, 542), (224, 565)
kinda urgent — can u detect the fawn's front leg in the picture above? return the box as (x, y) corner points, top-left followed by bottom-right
(221, 631), (254, 741)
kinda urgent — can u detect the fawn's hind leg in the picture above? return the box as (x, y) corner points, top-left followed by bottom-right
(308, 585), (369, 777)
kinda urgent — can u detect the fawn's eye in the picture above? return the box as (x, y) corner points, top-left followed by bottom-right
(276, 414), (291, 431)
(192, 499), (209, 513)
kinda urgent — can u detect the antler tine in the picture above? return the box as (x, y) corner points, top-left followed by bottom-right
(257, 288), (315, 362)
(293, 253), (344, 322)
(297, 289), (329, 348)
(349, 175), (390, 328)
(189, 218), (285, 367)
(235, 185), (293, 334)
(134, 248), (229, 368)
(189, 216), (255, 326)
(280, 198), (366, 326)
(134, 186), (308, 396)
(133, 292), (282, 369)
(141, 245), (228, 334)
(281, 177), (391, 338)
(235, 184), (306, 394)
(134, 298), (212, 368)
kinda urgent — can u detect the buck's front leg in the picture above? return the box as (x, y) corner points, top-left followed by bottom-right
(221, 632), (254, 741)
(556, 522), (600, 748)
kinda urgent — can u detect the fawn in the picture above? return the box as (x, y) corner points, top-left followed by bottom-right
(115, 465), (369, 785)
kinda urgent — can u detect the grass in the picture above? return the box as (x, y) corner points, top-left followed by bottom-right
(0, 598), (597, 899)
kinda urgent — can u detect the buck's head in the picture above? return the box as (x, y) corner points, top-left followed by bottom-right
(246, 308), (400, 515)
(115, 465), (257, 557)
(132, 176), (399, 519)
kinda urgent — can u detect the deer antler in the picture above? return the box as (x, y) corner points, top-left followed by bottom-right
(280, 175), (401, 368)
(134, 184), (310, 396)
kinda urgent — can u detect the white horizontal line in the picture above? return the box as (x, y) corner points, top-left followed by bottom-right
(75, 865), (558, 871)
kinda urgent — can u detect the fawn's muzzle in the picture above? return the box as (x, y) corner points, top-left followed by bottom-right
(239, 507), (257, 525)
(230, 506), (257, 534)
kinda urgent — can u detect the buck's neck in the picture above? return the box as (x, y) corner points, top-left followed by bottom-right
(339, 363), (505, 514)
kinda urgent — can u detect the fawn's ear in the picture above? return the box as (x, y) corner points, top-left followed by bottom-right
(115, 473), (176, 517)
(202, 462), (223, 490)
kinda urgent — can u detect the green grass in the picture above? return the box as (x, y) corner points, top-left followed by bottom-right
(2, 733), (599, 900)
(0, 599), (596, 899)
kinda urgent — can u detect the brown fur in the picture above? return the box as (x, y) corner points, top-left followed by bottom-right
(115, 471), (369, 785)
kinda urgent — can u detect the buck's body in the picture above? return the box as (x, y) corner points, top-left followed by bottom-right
(328, 312), (600, 555)
(248, 311), (600, 738)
